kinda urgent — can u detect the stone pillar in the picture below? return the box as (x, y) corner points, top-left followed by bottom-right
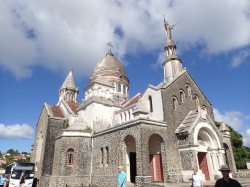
(217, 153), (224, 167)
(211, 153), (219, 171)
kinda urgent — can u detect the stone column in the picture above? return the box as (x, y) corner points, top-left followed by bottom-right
(210, 153), (218, 171)
(217, 153), (223, 167)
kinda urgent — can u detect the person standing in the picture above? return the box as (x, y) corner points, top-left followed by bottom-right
(0, 174), (6, 187)
(215, 165), (242, 187)
(4, 176), (9, 187)
(190, 169), (203, 187)
(117, 166), (126, 187)
(19, 173), (25, 187)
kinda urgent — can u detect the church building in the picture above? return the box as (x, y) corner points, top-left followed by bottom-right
(30, 21), (237, 187)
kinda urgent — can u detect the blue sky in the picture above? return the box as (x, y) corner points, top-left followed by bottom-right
(0, 0), (250, 153)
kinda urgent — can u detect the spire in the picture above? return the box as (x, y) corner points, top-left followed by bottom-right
(162, 16), (183, 83)
(57, 69), (79, 105)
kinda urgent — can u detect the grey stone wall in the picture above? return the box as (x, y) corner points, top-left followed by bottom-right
(180, 150), (197, 170)
(42, 118), (65, 176)
(48, 136), (92, 187)
(30, 106), (49, 178)
(161, 72), (214, 182)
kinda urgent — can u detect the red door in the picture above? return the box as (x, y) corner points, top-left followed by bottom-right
(149, 154), (163, 181)
(149, 154), (154, 181)
(155, 154), (163, 181)
(198, 152), (210, 180)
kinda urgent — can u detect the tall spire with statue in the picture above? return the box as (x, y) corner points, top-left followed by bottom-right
(162, 16), (183, 83)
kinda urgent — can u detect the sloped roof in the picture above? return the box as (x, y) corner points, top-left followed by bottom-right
(67, 101), (80, 114)
(50, 106), (64, 118)
(175, 110), (200, 135)
(122, 93), (144, 108)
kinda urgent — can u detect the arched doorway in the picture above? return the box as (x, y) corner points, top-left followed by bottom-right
(148, 134), (164, 182)
(125, 135), (136, 183)
(194, 122), (222, 180)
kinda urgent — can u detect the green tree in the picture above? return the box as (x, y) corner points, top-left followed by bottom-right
(216, 121), (250, 169)
(7, 149), (15, 155)
(0, 151), (2, 158)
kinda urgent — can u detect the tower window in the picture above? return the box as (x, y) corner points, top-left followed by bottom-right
(118, 84), (121, 92)
(186, 84), (191, 97)
(67, 149), (74, 166)
(180, 91), (184, 103)
(172, 97), (178, 110)
(194, 95), (199, 106)
(105, 146), (109, 165)
(100, 147), (104, 165)
(123, 86), (126, 94)
(148, 96), (153, 112)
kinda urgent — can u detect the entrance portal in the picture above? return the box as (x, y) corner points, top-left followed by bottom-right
(130, 152), (136, 182)
(198, 152), (210, 180)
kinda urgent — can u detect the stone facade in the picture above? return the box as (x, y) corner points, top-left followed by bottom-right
(31, 26), (237, 187)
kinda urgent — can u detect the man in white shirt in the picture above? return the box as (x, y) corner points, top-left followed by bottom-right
(190, 169), (203, 187)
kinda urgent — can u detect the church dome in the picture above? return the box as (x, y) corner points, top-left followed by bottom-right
(90, 49), (129, 84)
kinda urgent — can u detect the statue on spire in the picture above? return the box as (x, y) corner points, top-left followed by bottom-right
(163, 15), (178, 40)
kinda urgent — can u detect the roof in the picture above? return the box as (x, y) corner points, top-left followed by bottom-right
(219, 122), (230, 132)
(175, 110), (200, 135)
(67, 101), (80, 114)
(122, 93), (144, 108)
(50, 106), (64, 118)
(91, 49), (128, 83)
(60, 69), (77, 90)
(13, 155), (26, 159)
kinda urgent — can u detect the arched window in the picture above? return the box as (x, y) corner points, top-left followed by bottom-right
(67, 149), (74, 166)
(148, 96), (153, 112)
(100, 147), (104, 165)
(105, 146), (109, 164)
(194, 95), (199, 106)
(180, 91), (184, 103)
(186, 84), (191, 97)
(172, 97), (178, 110)
(118, 84), (121, 92)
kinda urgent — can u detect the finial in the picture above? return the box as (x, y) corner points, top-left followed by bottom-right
(163, 16), (178, 40)
(107, 42), (113, 51)
(69, 68), (73, 72)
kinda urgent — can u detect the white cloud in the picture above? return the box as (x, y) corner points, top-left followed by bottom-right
(231, 50), (250, 68)
(243, 129), (250, 147)
(213, 108), (243, 130)
(0, 0), (250, 78)
(0, 124), (34, 140)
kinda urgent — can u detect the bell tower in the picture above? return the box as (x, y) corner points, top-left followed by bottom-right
(162, 17), (183, 83)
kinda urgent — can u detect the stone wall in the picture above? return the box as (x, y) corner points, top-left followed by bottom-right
(30, 106), (49, 178)
(180, 150), (197, 170)
(49, 136), (92, 186)
(161, 72), (214, 182)
(42, 118), (65, 176)
(238, 169), (250, 178)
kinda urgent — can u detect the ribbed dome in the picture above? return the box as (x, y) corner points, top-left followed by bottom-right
(91, 50), (128, 83)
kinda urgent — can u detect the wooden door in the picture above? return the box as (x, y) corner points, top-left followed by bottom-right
(198, 152), (210, 180)
(155, 154), (163, 181)
(149, 154), (154, 181)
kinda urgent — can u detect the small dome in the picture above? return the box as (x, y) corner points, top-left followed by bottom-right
(90, 50), (128, 83)
(219, 122), (230, 132)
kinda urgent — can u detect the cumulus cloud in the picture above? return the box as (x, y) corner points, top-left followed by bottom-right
(243, 129), (250, 147)
(231, 50), (250, 68)
(0, 0), (250, 78)
(213, 108), (243, 131)
(0, 124), (34, 140)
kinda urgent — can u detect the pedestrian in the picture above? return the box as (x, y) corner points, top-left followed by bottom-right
(4, 176), (9, 187)
(190, 169), (203, 187)
(19, 173), (26, 187)
(117, 165), (126, 187)
(215, 165), (242, 187)
(0, 174), (6, 187)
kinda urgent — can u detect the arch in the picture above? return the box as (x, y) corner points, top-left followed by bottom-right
(194, 95), (199, 106)
(223, 143), (230, 167)
(193, 122), (221, 149)
(66, 149), (74, 166)
(186, 84), (191, 97)
(172, 96), (178, 110)
(148, 134), (164, 181)
(148, 95), (153, 112)
(124, 135), (136, 183)
(118, 83), (122, 92)
(100, 147), (104, 165)
(180, 90), (185, 103)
